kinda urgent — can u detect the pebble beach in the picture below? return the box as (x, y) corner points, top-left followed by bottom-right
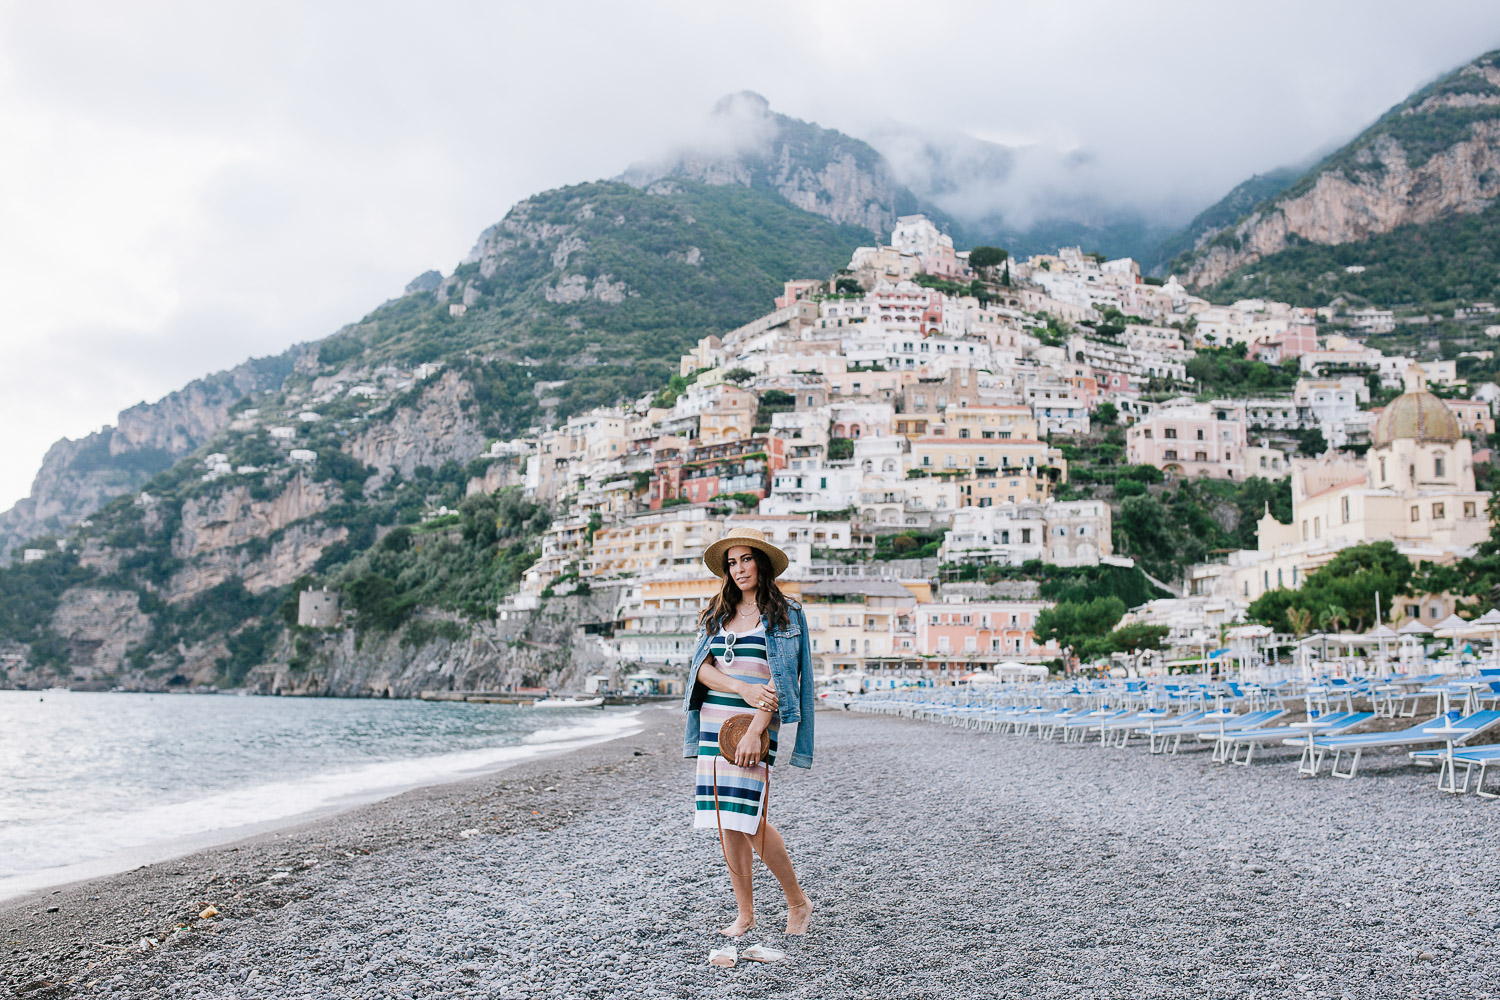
(4, 707), (1496, 999)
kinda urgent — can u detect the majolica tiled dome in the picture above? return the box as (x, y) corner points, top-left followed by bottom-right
(1372, 389), (1461, 446)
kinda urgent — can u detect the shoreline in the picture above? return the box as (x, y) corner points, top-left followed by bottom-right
(0, 707), (675, 990)
(0, 706), (646, 905)
(7, 708), (1495, 998)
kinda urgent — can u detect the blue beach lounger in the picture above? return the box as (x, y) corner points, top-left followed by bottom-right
(1138, 709), (1286, 755)
(1294, 710), (1500, 779)
(1203, 711), (1373, 766)
(1408, 745), (1500, 796)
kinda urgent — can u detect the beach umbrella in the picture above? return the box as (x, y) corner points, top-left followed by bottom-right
(1364, 623), (1398, 675)
(1467, 609), (1500, 667)
(1396, 619), (1434, 667)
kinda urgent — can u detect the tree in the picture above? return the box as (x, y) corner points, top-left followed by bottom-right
(1319, 605), (1348, 634)
(969, 246), (1009, 271)
(1094, 401), (1119, 426)
(1295, 427), (1328, 456)
(1033, 596), (1127, 663)
(835, 277), (862, 295)
(1109, 623), (1169, 655)
(722, 368), (755, 384)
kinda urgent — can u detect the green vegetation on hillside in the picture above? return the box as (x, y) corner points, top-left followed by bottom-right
(322, 181), (870, 426)
(1204, 203), (1500, 306)
(1184, 345), (1301, 395)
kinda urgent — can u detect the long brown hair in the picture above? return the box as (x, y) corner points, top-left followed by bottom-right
(698, 547), (791, 632)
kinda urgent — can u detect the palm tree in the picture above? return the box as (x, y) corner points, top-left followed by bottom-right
(1287, 606), (1313, 640)
(1287, 606), (1313, 677)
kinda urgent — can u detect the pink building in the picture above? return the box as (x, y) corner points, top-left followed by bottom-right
(1125, 400), (1248, 479)
(916, 601), (1055, 666)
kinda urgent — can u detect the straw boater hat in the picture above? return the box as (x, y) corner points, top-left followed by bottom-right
(702, 526), (789, 580)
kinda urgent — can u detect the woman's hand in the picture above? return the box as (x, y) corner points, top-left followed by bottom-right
(738, 681), (778, 714)
(734, 721), (768, 767)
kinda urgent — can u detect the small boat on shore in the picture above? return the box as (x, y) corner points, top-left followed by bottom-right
(532, 696), (605, 709)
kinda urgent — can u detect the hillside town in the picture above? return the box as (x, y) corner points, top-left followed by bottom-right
(450, 217), (1500, 686)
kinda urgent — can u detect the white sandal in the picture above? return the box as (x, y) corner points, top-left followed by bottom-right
(708, 946), (737, 968)
(741, 944), (787, 963)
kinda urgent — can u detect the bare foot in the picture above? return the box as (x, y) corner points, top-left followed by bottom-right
(719, 913), (755, 937)
(786, 896), (813, 935)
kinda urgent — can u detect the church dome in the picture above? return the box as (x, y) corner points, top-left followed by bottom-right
(1372, 389), (1462, 446)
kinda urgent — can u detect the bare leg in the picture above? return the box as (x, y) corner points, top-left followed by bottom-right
(719, 830), (756, 936)
(750, 821), (812, 934)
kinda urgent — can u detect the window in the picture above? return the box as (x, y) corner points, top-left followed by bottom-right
(1342, 496), (1350, 523)
(1465, 501), (1477, 518)
(1435, 455), (1445, 477)
(1433, 502), (1445, 520)
(1411, 506), (1420, 522)
(1263, 570), (1269, 590)
(1277, 568), (1283, 586)
(1431, 605), (1442, 618)
(1021, 528), (1032, 544)
(1196, 429), (1204, 440)
(1165, 428), (1177, 439)
(1313, 517), (1320, 538)
(1405, 604), (1420, 618)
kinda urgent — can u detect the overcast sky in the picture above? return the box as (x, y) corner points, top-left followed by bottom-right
(2, 0), (1498, 510)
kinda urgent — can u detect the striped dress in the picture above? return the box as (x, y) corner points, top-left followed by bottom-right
(693, 624), (778, 834)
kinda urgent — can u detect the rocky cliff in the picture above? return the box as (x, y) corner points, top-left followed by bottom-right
(251, 589), (621, 698)
(1177, 51), (1500, 293)
(620, 91), (938, 236)
(0, 352), (297, 563)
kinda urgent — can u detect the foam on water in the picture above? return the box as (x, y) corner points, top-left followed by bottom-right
(0, 691), (643, 899)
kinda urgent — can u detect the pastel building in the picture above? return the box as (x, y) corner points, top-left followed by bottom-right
(1188, 370), (1491, 605)
(1126, 399), (1247, 479)
(916, 601), (1056, 664)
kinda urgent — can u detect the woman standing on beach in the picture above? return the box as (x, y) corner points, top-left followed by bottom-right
(684, 526), (814, 937)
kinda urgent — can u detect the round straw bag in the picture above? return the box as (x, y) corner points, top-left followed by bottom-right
(713, 714), (771, 877)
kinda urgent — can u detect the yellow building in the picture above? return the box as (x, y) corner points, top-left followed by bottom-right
(698, 385), (757, 444)
(935, 404), (1039, 441)
(585, 507), (724, 579)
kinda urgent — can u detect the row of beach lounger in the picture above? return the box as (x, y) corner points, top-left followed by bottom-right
(851, 679), (1500, 798)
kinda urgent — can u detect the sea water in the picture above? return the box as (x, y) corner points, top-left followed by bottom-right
(0, 690), (642, 898)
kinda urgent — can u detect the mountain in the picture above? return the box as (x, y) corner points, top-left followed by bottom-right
(0, 169), (873, 692)
(1173, 49), (1500, 304)
(0, 354), (297, 562)
(620, 91), (951, 236)
(1146, 166), (1301, 274)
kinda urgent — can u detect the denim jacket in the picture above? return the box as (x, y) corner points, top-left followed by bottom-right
(681, 601), (815, 768)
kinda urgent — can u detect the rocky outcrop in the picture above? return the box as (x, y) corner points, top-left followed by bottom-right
(167, 522), (349, 602)
(619, 91), (922, 235)
(0, 352), (296, 563)
(49, 587), (152, 675)
(1186, 124), (1500, 286)
(172, 473), (338, 560)
(249, 589), (621, 697)
(1181, 52), (1500, 288)
(343, 370), (486, 477)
